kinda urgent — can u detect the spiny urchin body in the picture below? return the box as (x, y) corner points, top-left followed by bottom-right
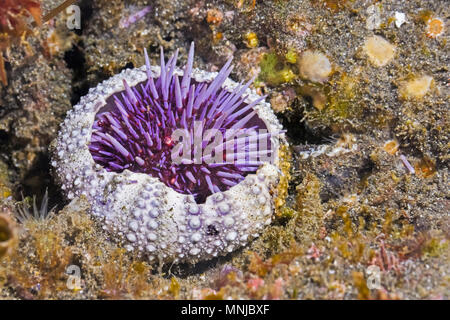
(51, 43), (286, 264)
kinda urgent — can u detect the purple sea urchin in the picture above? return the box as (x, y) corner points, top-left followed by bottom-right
(89, 44), (272, 203)
(51, 43), (286, 264)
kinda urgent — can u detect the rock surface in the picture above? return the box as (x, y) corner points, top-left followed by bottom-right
(0, 0), (448, 299)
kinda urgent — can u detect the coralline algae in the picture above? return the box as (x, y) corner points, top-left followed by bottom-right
(51, 43), (286, 264)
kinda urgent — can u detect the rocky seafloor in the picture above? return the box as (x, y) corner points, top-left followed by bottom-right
(0, 0), (448, 299)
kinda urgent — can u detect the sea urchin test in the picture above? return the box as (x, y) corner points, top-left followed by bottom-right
(51, 43), (286, 263)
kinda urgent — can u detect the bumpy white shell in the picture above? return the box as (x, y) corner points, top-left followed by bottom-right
(51, 64), (285, 264)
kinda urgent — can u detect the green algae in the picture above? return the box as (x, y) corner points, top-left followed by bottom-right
(258, 52), (296, 86)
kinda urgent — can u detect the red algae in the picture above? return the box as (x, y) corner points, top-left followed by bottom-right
(0, 0), (42, 85)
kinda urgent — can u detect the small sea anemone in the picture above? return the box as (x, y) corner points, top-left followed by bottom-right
(52, 43), (286, 264)
(298, 50), (332, 83)
(383, 139), (399, 155)
(399, 75), (433, 100)
(15, 189), (55, 223)
(363, 35), (396, 67)
(426, 17), (445, 38)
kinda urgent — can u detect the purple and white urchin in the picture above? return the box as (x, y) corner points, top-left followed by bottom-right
(51, 43), (286, 264)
